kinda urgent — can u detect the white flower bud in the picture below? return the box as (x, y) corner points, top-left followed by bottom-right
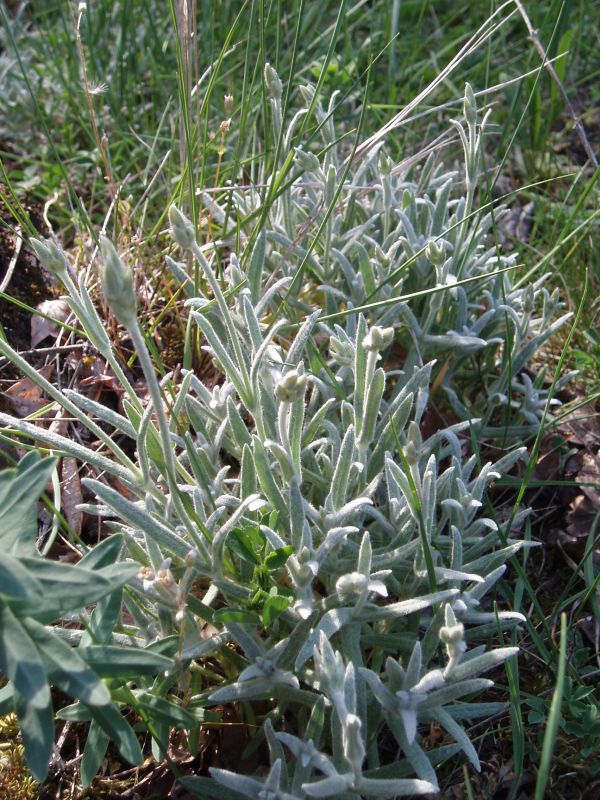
(404, 440), (418, 465)
(168, 204), (196, 250)
(275, 370), (307, 403)
(336, 571), (368, 600)
(463, 82), (477, 126)
(157, 566), (175, 589)
(264, 63), (282, 100)
(439, 621), (465, 644)
(362, 326), (394, 353)
(330, 336), (354, 367)
(294, 147), (321, 173)
(99, 236), (137, 327)
(425, 239), (445, 266)
(378, 152), (393, 176)
(138, 566), (156, 592)
(29, 237), (69, 278)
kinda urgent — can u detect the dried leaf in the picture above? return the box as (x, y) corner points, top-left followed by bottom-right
(562, 450), (600, 561)
(559, 398), (600, 449)
(533, 434), (564, 482)
(31, 299), (71, 348)
(61, 457), (83, 537)
(2, 364), (54, 417)
(66, 351), (128, 401)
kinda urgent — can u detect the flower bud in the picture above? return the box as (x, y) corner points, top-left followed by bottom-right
(378, 152), (393, 176)
(522, 285), (535, 314)
(343, 713), (366, 771)
(404, 440), (418, 466)
(99, 236), (137, 327)
(440, 604), (465, 644)
(363, 325), (394, 353)
(138, 566), (156, 592)
(29, 237), (69, 278)
(264, 63), (282, 100)
(463, 82), (477, 126)
(330, 336), (354, 367)
(224, 92), (234, 115)
(336, 571), (368, 601)
(275, 370), (307, 403)
(439, 621), (465, 644)
(168, 204), (196, 250)
(294, 147), (321, 173)
(425, 239), (445, 267)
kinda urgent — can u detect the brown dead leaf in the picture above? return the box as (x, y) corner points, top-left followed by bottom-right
(31, 299), (71, 348)
(559, 400), (600, 449)
(560, 449), (600, 565)
(533, 434), (565, 482)
(2, 364), (54, 416)
(61, 457), (83, 537)
(66, 350), (128, 402)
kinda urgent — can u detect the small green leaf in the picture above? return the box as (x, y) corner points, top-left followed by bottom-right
(56, 702), (93, 722)
(264, 546), (293, 571)
(261, 594), (291, 626)
(213, 608), (261, 625)
(88, 703), (143, 766)
(78, 533), (125, 570)
(81, 721), (110, 788)
(134, 693), (204, 728)
(0, 603), (50, 709)
(0, 553), (44, 604)
(0, 454), (56, 556)
(15, 558), (114, 619)
(14, 689), (54, 782)
(24, 617), (111, 706)
(76, 645), (173, 678)
(229, 527), (262, 565)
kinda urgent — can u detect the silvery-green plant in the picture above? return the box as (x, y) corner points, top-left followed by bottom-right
(0, 73), (563, 795)
(196, 71), (573, 439)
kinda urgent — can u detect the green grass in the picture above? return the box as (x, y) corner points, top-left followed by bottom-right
(0, 0), (599, 796)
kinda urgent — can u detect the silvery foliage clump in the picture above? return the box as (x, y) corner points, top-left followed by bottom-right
(0, 71), (567, 796)
(201, 71), (573, 437)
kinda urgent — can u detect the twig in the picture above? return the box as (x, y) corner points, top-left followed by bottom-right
(0, 343), (85, 368)
(0, 226), (22, 293)
(71, 2), (118, 199)
(514, 0), (598, 168)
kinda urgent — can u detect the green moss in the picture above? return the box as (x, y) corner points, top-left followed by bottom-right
(0, 715), (38, 800)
